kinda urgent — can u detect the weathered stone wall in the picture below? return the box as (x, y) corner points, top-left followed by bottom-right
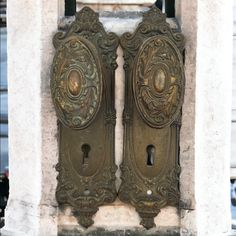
(175, 0), (197, 235)
(2, 0), (232, 235)
(231, 0), (236, 171)
(3, 0), (59, 235)
(194, 1), (232, 235)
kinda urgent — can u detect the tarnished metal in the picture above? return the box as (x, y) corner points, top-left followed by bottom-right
(51, 7), (119, 228)
(51, 36), (103, 129)
(133, 36), (185, 128)
(118, 7), (185, 229)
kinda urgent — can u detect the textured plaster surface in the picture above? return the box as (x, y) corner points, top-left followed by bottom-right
(175, 0), (197, 235)
(39, 1), (60, 235)
(195, 1), (232, 235)
(231, 0), (236, 168)
(4, 0), (43, 235)
(3, 0), (59, 235)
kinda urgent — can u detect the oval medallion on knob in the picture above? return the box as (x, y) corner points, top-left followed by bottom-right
(133, 35), (185, 128)
(51, 36), (102, 129)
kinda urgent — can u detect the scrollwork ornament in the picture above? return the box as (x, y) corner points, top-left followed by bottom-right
(119, 6), (185, 229)
(51, 36), (103, 129)
(52, 7), (119, 228)
(133, 35), (185, 128)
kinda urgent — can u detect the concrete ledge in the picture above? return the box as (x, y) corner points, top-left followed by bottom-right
(58, 226), (180, 236)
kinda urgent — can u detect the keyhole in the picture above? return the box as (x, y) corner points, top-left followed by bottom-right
(81, 144), (91, 166)
(146, 145), (155, 166)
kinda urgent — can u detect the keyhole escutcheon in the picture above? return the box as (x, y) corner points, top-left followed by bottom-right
(146, 145), (155, 166)
(81, 144), (91, 166)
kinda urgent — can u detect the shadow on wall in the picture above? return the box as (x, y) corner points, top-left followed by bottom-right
(0, 167), (9, 228)
(0, 0), (8, 229)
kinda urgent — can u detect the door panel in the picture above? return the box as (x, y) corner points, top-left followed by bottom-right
(118, 7), (185, 229)
(51, 7), (119, 228)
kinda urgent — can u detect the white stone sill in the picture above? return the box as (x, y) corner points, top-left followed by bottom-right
(59, 14), (180, 34)
(76, 0), (154, 4)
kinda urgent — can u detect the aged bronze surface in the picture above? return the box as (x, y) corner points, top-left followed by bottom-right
(118, 7), (185, 229)
(51, 36), (103, 129)
(51, 7), (119, 228)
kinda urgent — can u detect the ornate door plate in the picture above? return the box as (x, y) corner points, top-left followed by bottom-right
(51, 7), (119, 228)
(118, 7), (185, 229)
